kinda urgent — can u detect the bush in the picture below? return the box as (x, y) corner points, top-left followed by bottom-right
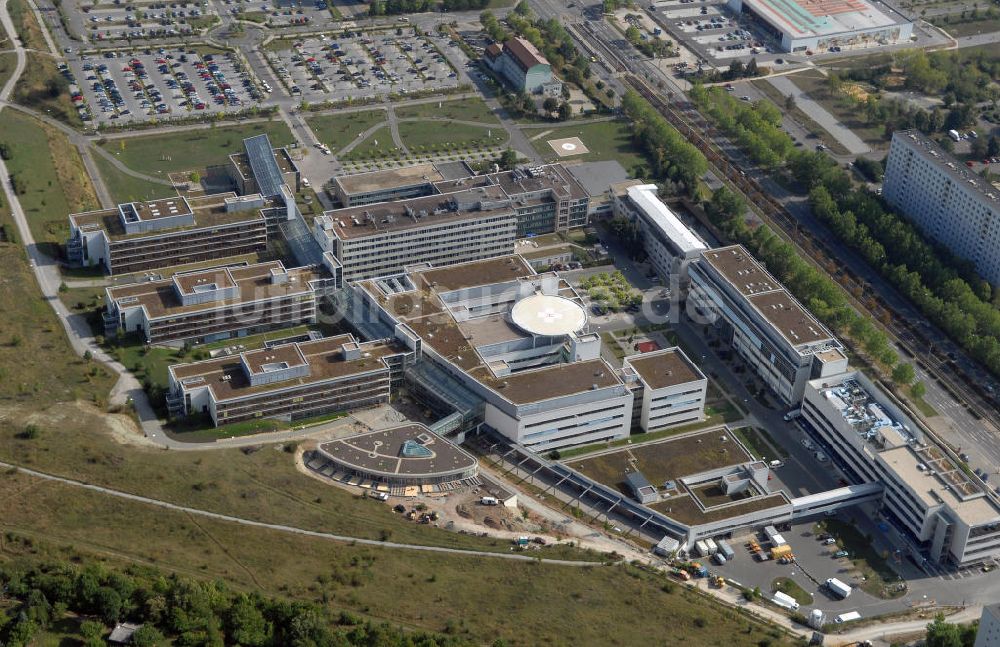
(17, 424), (40, 440)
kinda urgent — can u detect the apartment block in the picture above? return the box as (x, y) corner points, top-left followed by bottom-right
(313, 185), (518, 282)
(802, 371), (1000, 566)
(67, 194), (268, 275)
(883, 130), (1000, 286)
(105, 261), (331, 344)
(688, 245), (848, 405)
(622, 348), (708, 432)
(167, 333), (413, 426)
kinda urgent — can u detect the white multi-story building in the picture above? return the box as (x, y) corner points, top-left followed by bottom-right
(884, 130), (1000, 286)
(622, 348), (708, 431)
(975, 604), (1000, 647)
(802, 370), (1000, 567)
(611, 183), (707, 285)
(313, 185), (518, 283)
(688, 245), (848, 405)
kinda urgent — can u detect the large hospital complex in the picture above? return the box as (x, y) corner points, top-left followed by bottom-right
(68, 134), (1000, 568)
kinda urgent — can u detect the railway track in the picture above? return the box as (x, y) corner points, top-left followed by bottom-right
(624, 73), (1000, 429)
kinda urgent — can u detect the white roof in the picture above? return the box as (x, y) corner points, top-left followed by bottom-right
(510, 294), (587, 337)
(627, 184), (707, 256)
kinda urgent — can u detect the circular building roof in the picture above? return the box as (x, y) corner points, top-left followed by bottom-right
(510, 294), (587, 337)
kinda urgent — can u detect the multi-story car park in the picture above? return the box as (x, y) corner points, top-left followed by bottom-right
(312, 185), (518, 283)
(67, 193), (269, 275)
(724, 0), (912, 53)
(611, 182), (708, 285)
(883, 130), (1000, 287)
(622, 348), (708, 432)
(331, 162), (591, 238)
(801, 370), (1000, 566)
(104, 260), (331, 343)
(688, 245), (848, 405)
(166, 333), (414, 426)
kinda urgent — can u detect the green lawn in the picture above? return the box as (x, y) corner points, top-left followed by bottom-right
(343, 125), (396, 160)
(307, 109), (386, 154)
(931, 15), (1000, 36)
(98, 121), (295, 176)
(0, 53), (16, 90)
(539, 120), (648, 171)
(394, 97), (499, 124)
(771, 577), (814, 605)
(93, 153), (176, 203)
(397, 120), (506, 152)
(14, 52), (83, 128)
(0, 110), (98, 247)
(0, 472), (796, 647)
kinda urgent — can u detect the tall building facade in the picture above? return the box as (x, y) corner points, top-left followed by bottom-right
(883, 130), (1000, 286)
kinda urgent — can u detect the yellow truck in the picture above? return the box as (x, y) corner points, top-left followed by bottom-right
(771, 544), (793, 560)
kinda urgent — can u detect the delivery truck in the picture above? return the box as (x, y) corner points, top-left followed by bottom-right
(771, 591), (800, 611)
(717, 539), (735, 561)
(826, 577), (853, 599)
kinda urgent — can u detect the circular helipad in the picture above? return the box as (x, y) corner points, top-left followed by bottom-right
(510, 294), (587, 337)
(561, 142), (578, 151)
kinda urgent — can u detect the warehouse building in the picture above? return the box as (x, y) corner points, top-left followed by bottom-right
(726, 0), (912, 53)
(104, 260), (333, 344)
(688, 245), (848, 405)
(801, 371), (1000, 566)
(612, 183), (707, 285)
(883, 130), (1000, 287)
(312, 185), (518, 283)
(622, 348), (708, 432)
(67, 194), (270, 276)
(483, 37), (561, 96)
(167, 333), (414, 426)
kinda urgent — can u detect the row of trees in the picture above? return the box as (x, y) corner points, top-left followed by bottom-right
(704, 185), (922, 391)
(621, 90), (707, 193)
(0, 559), (465, 647)
(690, 84), (791, 169)
(367, 0), (487, 15)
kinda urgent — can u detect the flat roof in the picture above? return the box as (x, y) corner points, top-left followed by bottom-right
(880, 445), (1000, 525)
(748, 290), (834, 346)
(627, 184), (707, 255)
(701, 245), (780, 296)
(171, 334), (401, 401)
(742, 0), (908, 39)
(890, 131), (1000, 209)
(108, 261), (319, 319)
(70, 192), (264, 241)
(478, 358), (622, 405)
(625, 347), (705, 390)
(320, 185), (513, 241)
(335, 163), (444, 196)
(566, 160), (630, 197)
(317, 424), (477, 478)
(414, 254), (535, 292)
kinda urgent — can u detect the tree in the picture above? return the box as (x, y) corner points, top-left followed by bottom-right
(557, 101), (572, 121)
(93, 587), (123, 625)
(497, 148), (518, 170)
(784, 93), (796, 111)
(911, 381), (926, 399)
(131, 625), (166, 647)
(542, 96), (559, 114)
(924, 614), (976, 647)
(891, 362), (915, 385)
(226, 595), (271, 646)
(188, 171), (201, 184)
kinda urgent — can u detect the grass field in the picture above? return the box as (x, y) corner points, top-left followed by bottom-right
(0, 53), (16, 90)
(0, 470), (795, 646)
(772, 577), (814, 605)
(8, 0), (48, 50)
(397, 120), (505, 151)
(0, 110), (99, 248)
(789, 70), (888, 149)
(343, 125), (393, 159)
(567, 429), (752, 494)
(539, 119), (648, 171)
(13, 52), (83, 128)
(394, 97), (499, 124)
(98, 121), (295, 176)
(93, 153), (176, 203)
(307, 109), (386, 154)
(931, 15), (1000, 36)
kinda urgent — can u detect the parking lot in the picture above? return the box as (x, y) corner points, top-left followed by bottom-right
(264, 27), (460, 103)
(651, 0), (782, 64)
(75, 0), (217, 42)
(68, 46), (261, 124)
